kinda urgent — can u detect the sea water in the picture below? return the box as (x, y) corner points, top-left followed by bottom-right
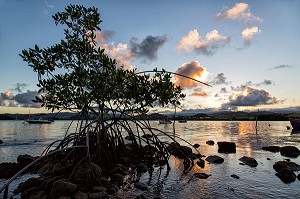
(0, 120), (300, 198)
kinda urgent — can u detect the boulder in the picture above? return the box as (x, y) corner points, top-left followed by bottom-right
(193, 143), (200, 148)
(73, 191), (88, 199)
(111, 174), (125, 186)
(217, 142), (236, 153)
(0, 162), (23, 179)
(167, 142), (193, 159)
(88, 191), (107, 199)
(134, 182), (148, 190)
(0, 140), (3, 144)
(297, 173), (300, 181)
(136, 163), (148, 174)
(193, 172), (211, 179)
(106, 184), (119, 194)
(239, 156), (258, 167)
(231, 174), (240, 179)
(206, 140), (215, 145)
(275, 168), (296, 183)
(205, 155), (224, 164)
(261, 146), (281, 153)
(17, 154), (37, 166)
(273, 161), (300, 172)
(14, 177), (43, 193)
(50, 179), (77, 199)
(280, 146), (300, 158)
(196, 159), (205, 168)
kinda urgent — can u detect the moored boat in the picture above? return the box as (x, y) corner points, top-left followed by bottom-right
(178, 120), (187, 123)
(288, 118), (300, 131)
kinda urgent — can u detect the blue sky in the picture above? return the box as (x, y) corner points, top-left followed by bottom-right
(0, 0), (299, 114)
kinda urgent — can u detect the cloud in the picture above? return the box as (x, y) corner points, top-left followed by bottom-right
(177, 29), (230, 56)
(242, 26), (261, 46)
(129, 35), (167, 61)
(210, 73), (231, 85)
(266, 64), (293, 70)
(174, 61), (208, 89)
(95, 30), (115, 43)
(255, 79), (273, 86)
(14, 90), (41, 108)
(189, 87), (209, 97)
(230, 81), (252, 92)
(216, 3), (262, 22)
(221, 87), (280, 110)
(0, 91), (15, 106)
(12, 83), (28, 93)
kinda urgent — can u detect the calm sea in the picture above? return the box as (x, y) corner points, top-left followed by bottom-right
(1, 120), (300, 198)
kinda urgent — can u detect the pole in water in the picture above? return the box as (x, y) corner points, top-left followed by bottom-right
(255, 109), (259, 134)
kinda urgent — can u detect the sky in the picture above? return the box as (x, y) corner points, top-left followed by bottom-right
(0, 0), (300, 114)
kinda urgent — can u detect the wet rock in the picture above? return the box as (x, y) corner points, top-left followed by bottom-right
(134, 182), (148, 190)
(275, 168), (296, 183)
(261, 146), (281, 153)
(92, 186), (106, 192)
(50, 179), (77, 198)
(280, 146), (300, 158)
(193, 143), (200, 148)
(196, 159), (205, 168)
(231, 174), (240, 179)
(297, 173), (300, 181)
(217, 142), (236, 153)
(21, 186), (39, 199)
(0, 162), (23, 179)
(193, 172), (211, 179)
(17, 154), (37, 166)
(273, 161), (300, 172)
(205, 155), (224, 164)
(167, 142), (193, 159)
(72, 163), (102, 185)
(38, 162), (54, 175)
(88, 191), (107, 199)
(99, 176), (109, 187)
(29, 190), (48, 199)
(111, 173), (125, 186)
(14, 177), (43, 193)
(0, 139), (3, 144)
(73, 191), (88, 199)
(41, 177), (55, 193)
(206, 140), (215, 145)
(239, 156), (258, 167)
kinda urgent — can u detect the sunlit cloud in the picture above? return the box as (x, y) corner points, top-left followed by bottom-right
(129, 35), (167, 62)
(221, 87), (281, 110)
(189, 87), (209, 98)
(0, 90), (41, 108)
(242, 26), (261, 46)
(210, 73), (231, 85)
(174, 61), (208, 89)
(95, 30), (115, 43)
(177, 29), (230, 56)
(216, 3), (262, 22)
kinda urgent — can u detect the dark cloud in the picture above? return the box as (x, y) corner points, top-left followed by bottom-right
(174, 61), (207, 89)
(221, 87), (280, 110)
(129, 35), (167, 61)
(266, 64), (293, 70)
(210, 73), (231, 85)
(14, 90), (41, 108)
(13, 83), (28, 93)
(230, 81), (252, 92)
(255, 79), (273, 86)
(95, 30), (115, 42)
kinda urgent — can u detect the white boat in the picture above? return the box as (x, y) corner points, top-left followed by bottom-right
(25, 118), (54, 124)
(159, 119), (172, 124)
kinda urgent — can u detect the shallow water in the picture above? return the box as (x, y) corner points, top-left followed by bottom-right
(0, 120), (300, 198)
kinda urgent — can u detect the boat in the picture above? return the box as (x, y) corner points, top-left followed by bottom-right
(159, 119), (172, 124)
(288, 118), (300, 132)
(25, 118), (54, 124)
(178, 120), (187, 123)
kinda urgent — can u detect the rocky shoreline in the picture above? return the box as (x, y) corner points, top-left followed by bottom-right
(1, 141), (300, 199)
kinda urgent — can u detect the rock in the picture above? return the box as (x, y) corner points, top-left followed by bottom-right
(193, 143), (200, 148)
(14, 177), (43, 193)
(273, 161), (300, 172)
(72, 163), (102, 185)
(50, 179), (77, 198)
(29, 190), (48, 199)
(297, 173), (300, 181)
(111, 174), (125, 186)
(88, 192), (107, 199)
(193, 172), (211, 179)
(0, 140), (3, 144)
(261, 146), (281, 153)
(0, 162), (23, 179)
(239, 156), (258, 167)
(73, 191), (88, 199)
(196, 159), (205, 168)
(206, 140), (215, 145)
(205, 155), (224, 164)
(275, 168), (296, 183)
(125, 135), (134, 140)
(280, 146), (300, 158)
(231, 174), (240, 179)
(41, 177), (55, 193)
(167, 142), (193, 159)
(217, 142), (236, 153)
(141, 134), (153, 139)
(38, 162), (54, 175)
(99, 177), (109, 187)
(21, 186), (39, 199)
(92, 186), (106, 192)
(17, 154), (37, 166)
(136, 163), (148, 174)
(134, 182), (148, 190)
(106, 184), (119, 194)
